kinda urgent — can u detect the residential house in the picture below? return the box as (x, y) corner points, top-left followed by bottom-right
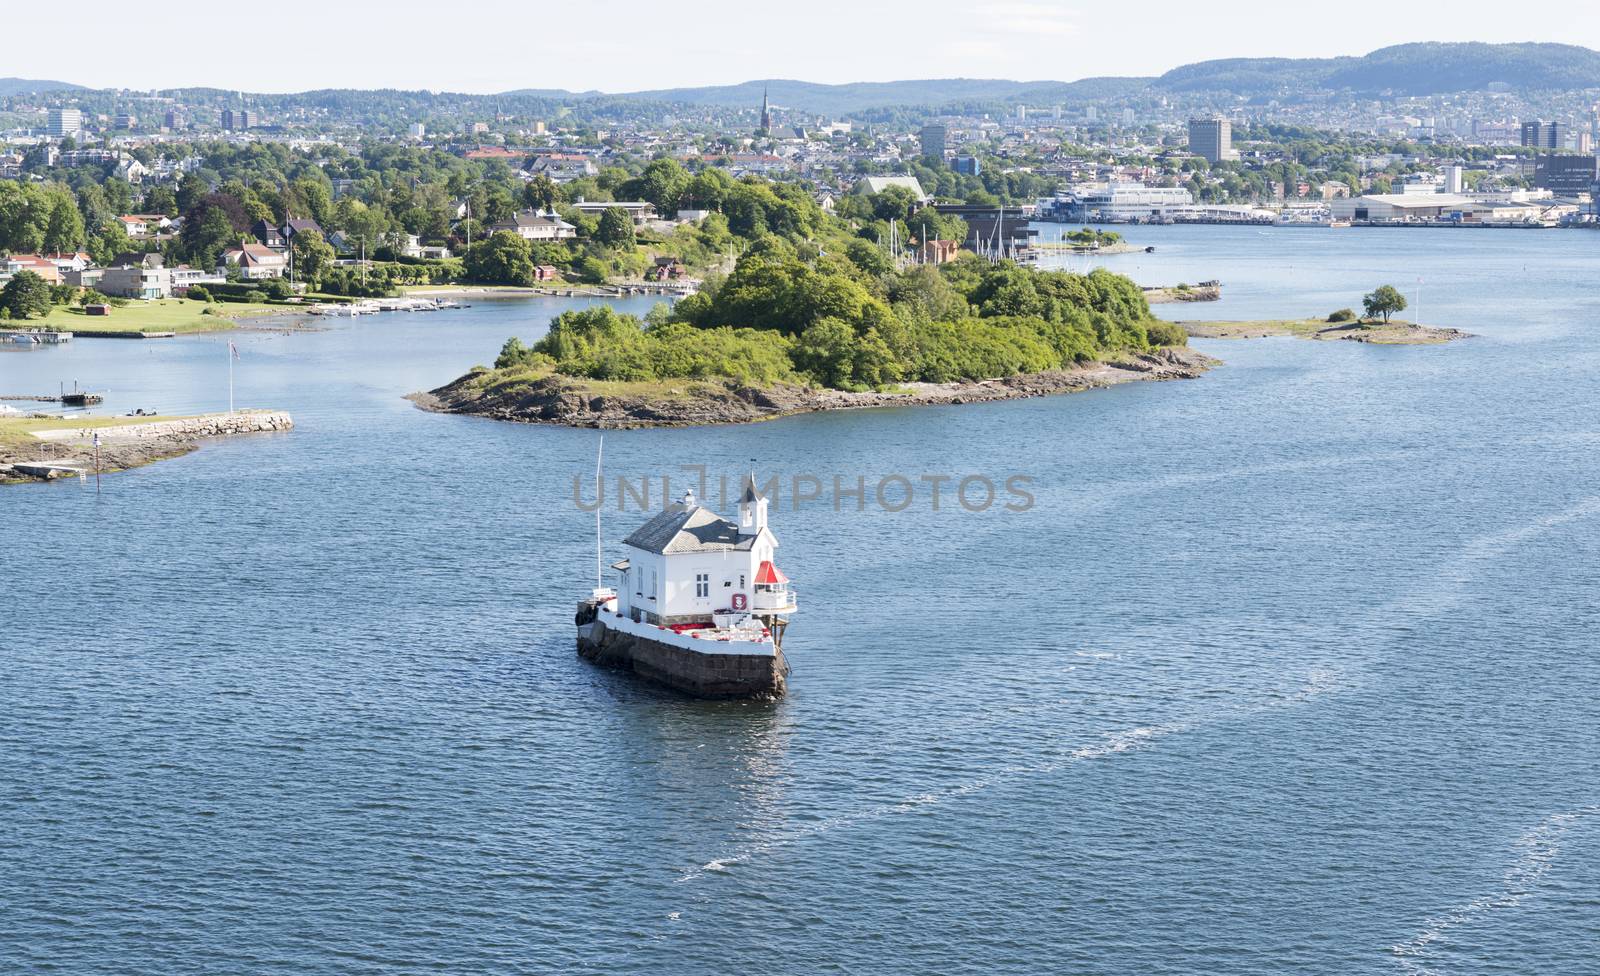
(2, 255), (63, 284)
(526, 154), (598, 182)
(118, 214), (172, 239)
(281, 218), (323, 245)
(531, 265), (562, 282)
(915, 239), (961, 265)
(487, 210), (578, 241)
(170, 265), (226, 296)
(115, 157), (148, 183)
(252, 219), (286, 249)
(99, 254), (171, 300)
(220, 244), (289, 279)
(569, 200), (658, 225)
(46, 252), (93, 275)
(647, 256), (687, 281)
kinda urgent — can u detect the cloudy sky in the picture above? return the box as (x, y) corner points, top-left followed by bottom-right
(10, 0), (1599, 92)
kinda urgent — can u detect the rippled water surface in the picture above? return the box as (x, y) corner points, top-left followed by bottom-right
(4, 227), (1599, 974)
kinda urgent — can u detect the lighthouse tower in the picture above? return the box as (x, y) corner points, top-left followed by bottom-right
(738, 474), (768, 537)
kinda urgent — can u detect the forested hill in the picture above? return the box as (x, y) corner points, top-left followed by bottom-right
(1155, 43), (1600, 96)
(18, 43), (1600, 115)
(0, 78), (84, 95)
(560, 77), (1152, 114)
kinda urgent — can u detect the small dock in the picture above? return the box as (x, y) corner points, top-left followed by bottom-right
(1, 329), (72, 344)
(6, 461), (85, 480)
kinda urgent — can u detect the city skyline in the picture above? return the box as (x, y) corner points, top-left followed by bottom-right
(10, 0), (1600, 94)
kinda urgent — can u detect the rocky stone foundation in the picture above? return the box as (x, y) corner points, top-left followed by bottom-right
(578, 617), (786, 699)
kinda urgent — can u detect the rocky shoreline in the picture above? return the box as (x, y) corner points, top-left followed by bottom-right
(410, 347), (1218, 429)
(1, 411), (293, 483)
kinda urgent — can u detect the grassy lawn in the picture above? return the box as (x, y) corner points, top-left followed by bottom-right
(19, 299), (286, 334)
(0, 413), (190, 451)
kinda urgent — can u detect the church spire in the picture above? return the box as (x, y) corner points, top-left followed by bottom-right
(759, 85), (772, 136)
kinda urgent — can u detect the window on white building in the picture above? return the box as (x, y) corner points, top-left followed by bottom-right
(695, 573), (710, 598)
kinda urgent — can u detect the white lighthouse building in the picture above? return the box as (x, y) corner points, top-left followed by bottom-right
(611, 476), (794, 628)
(576, 475), (797, 697)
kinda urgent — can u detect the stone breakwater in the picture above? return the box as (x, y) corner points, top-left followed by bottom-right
(3, 411), (293, 483)
(414, 348), (1218, 430)
(32, 411), (294, 444)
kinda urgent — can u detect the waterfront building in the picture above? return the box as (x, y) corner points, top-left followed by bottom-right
(575, 477), (796, 698)
(1187, 117), (1236, 163)
(1331, 191), (1566, 226)
(1443, 164), (1465, 194)
(1534, 155), (1600, 196)
(920, 123), (946, 163)
(47, 107), (83, 138)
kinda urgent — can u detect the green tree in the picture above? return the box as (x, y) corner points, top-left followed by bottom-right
(1362, 284), (1407, 323)
(464, 230), (535, 286)
(1, 270), (53, 320)
(594, 207), (635, 248)
(523, 174), (558, 212)
(291, 230), (336, 289)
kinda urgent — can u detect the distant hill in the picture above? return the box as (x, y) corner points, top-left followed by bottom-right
(0, 77), (84, 95)
(9, 42), (1600, 117)
(502, 77), (1150, 114)
(1156, 42), (1600, 96)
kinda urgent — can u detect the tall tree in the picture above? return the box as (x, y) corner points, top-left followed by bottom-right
(1, 271), (53, 320)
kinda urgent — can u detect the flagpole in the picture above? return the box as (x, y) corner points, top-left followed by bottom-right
(228, 342), (235, 414)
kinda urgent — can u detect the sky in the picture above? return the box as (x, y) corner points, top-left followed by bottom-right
(8, 0), (1599, 93)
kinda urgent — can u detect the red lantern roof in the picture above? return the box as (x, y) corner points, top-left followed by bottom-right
(754, 560), (788, 584)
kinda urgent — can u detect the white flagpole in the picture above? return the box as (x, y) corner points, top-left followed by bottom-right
(228, 342), (235, 414)
(594, 434), (604, 591)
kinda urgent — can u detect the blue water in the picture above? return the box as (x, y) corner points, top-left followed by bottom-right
(4, 227), (1600, 974)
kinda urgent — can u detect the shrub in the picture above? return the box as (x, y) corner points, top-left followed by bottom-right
(1144, 319), (1189, 347)
(187, 285), (212, 302)
(1327, 308), (1356, 322)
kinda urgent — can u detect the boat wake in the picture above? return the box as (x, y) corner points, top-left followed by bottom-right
(1390, 804), (1600, 975)
(675, 496), (1600, 899)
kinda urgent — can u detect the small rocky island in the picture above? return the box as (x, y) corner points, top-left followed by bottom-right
(414, 347), (1215, 429)
(1182, 318), (1471, 345)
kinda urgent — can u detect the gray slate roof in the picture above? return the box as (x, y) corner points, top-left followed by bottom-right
(623, 504), (754, 555)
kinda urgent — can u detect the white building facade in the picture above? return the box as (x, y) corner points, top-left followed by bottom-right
(612, 478), (794, 627)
